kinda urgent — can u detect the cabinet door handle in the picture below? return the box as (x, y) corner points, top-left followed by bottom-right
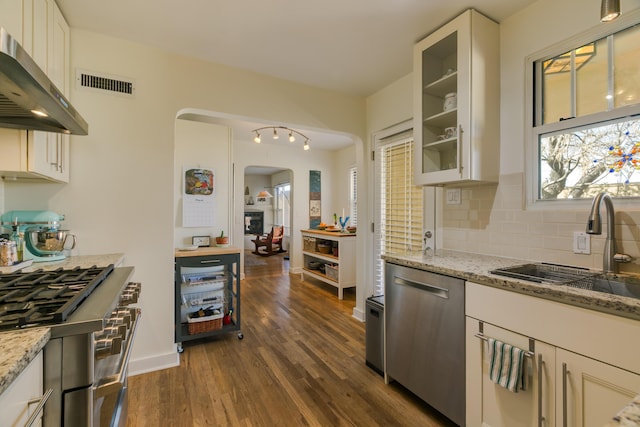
(457, 124), (463, 174)
(56, 137), (60, 171)
(58, 137), (63, 172)
(537, 354), (545, 427)
(562, 362), (569, 427)
(25, 388), (53, 427)
(200, 260), (221, 264)
(48, 136), (57, 168)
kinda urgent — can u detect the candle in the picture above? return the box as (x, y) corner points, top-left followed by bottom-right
(342, 208), (345, 219)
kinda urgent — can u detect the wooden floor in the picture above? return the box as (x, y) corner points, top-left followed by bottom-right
(126, 251), (457, 426)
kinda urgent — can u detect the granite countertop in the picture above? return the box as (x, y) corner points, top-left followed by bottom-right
(383, 249), (640, 426)
(0, 328), (50, 395)
(0, 253), (125, 398)
(383, 250), (640, 321)
(20, 253), (125, 272)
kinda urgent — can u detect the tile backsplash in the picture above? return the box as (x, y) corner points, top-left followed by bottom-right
(441, 173), (640, 274)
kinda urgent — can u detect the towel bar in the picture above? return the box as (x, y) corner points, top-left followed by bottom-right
(474, 333), (535, 359)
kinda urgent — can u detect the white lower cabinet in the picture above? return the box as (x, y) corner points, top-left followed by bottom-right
(466, 319), (555, 426)
(466, 282), (640, 426)
(0, 351), (45, 427)
(557, 348), (640, 427)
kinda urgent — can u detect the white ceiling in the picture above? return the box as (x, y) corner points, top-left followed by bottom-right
(57, 0), (538, 149)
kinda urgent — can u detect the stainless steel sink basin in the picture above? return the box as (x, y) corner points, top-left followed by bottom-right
(490, 263), (598, 285)
(491, 263), (640, 300)
(590, 276), (640, 299)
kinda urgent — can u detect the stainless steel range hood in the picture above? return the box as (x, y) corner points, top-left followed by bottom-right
(0, 27), (88, 135)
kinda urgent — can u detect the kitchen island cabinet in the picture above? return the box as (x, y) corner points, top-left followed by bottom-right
(413, 8), (499, 185)
(466, 281), (640, 426)
(300, 229), (356, 299)
(175, 247), (241, 352)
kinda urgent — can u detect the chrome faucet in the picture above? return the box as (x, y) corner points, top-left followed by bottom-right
(586, 192), (631, 273)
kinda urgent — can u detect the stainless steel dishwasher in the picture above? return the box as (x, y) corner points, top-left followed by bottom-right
(385, 261), (465, 426)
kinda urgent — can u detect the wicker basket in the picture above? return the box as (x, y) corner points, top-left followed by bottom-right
(325, 264), (339, 281)
(187, 313), (223, 334)
(317, 243), (332, 254)
(303, 236), (317, 252)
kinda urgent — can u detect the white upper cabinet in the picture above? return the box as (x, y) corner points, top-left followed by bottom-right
(0, 0), (71, 183)
(413, 9), (500, 186)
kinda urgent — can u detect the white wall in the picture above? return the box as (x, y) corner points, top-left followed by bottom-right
(331, 145), (357, 228)
(361, 73), (414, 308)
(174, 119), (231, 247)
(3, 28), (366, 375)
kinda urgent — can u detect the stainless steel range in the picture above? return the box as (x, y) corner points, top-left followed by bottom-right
(0, 264), (141, 426)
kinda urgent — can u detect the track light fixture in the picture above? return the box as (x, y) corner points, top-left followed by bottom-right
(252, 126), (311, 150)
(601, 0), (621, 22)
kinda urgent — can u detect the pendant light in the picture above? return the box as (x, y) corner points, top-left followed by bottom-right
(251, 126), (311, 150)
(601, 0), (620, 22)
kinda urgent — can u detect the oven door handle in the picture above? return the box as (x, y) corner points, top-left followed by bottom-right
(24, 388), (52, 427)
(94, 308), (141, 399)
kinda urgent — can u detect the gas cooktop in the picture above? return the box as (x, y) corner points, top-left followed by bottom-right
(0, 264), (115, 330)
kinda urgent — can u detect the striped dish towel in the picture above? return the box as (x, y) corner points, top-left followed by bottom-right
(488, 337), (527, 392)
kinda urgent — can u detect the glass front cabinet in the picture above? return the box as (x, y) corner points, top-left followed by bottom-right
(413, 9), (500, 185)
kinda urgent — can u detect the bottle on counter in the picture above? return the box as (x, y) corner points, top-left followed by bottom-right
(10, 226), (23, 263)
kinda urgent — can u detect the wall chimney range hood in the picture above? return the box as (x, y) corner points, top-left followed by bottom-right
(0, 27), (88, 135)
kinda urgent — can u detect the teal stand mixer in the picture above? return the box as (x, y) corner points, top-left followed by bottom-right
(0, 210), (76, 262)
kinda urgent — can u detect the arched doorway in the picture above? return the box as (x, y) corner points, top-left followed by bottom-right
(243, 166), (293, 256)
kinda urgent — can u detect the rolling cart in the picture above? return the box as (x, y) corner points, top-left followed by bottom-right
(174, 247), (242, 353)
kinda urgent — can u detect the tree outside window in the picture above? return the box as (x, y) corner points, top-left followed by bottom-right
(532, 21), (640, 201)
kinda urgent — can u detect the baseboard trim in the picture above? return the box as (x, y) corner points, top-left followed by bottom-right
(128, 350), (179, 377)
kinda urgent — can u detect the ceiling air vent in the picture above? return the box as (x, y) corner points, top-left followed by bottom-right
(76, 69), (135, 97)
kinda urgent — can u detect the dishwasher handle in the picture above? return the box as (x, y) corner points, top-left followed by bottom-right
(393, 276), (449, 299)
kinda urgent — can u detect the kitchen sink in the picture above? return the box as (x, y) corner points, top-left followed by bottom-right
(490, 263), (598, 284)
(590, 276), (640, 300)
(490, 263), (640, 300)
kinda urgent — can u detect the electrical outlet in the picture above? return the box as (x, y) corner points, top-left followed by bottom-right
(573, 232), (590, 254)
(446, 188), (461, 205)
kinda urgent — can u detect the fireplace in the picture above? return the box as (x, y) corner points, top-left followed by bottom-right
(244, 211), (264, 235)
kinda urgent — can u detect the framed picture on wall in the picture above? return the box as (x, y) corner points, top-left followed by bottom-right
(309, 200), (321, 217)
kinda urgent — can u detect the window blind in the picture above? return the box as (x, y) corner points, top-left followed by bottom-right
(373, 130), (422, 295)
